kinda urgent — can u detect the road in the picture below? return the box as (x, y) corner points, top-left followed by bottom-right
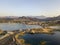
(0, 32), (17, 45)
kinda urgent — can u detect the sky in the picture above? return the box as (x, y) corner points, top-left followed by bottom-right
(0, 0), (60, 17)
